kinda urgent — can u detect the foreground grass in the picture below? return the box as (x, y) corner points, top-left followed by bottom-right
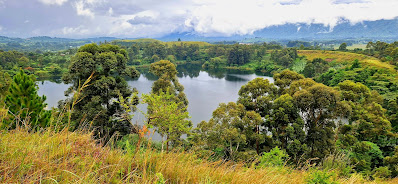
(298, 50), (395, 71)
(1, 129), (397, 183)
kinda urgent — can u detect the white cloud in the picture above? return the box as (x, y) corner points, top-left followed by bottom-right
(38, 0), (68, 6)
(75, 0), (94, 18)
(185, 0), (398, 36)
(5, 0), (398, 38)
(108, 7), (113, 16)
(0, 25), (3, 32)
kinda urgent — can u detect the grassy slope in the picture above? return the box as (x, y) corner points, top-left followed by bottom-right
(1, 128), (397, 183)
(298, 50), (395, 71)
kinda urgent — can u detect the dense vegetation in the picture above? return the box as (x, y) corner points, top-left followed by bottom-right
(1, 40), (398, 183)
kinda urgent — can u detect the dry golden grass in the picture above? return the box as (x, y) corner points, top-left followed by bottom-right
(298, 50), (395, 71)
(1, 128), (397, 183)
(0, 128), (307, 183)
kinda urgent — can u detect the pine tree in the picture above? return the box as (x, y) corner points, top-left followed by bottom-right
(4, 70), (50, 129)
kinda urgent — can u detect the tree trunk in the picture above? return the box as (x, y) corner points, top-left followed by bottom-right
(161, 136), (164, 153)
(256, 125), (259, 155)
(166, 135), (169, 152)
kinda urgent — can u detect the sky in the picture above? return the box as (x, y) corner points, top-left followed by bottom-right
(0, 0), (397, 38)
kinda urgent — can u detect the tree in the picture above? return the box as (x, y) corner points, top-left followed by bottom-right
(0, 69), (11, 98)
(338, 43), (347, 51)
(4, 70), (50, 129)
(273, 69), (304, 95)
(143, 89), (191, 152)
(338, 80), (394, 143)
(302, 58), (329, 78)
(269, 94), (307, 161)
(227, 44), (252, 66)
(238, 77), (276, 154)
(150, 60), (188, 107)
(62, 43), (140, 140)
(147, 60), (190, 151)
(192, 102), (264, 160)
(293, 82), (347, 159)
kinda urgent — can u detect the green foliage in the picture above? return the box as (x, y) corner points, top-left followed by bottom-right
(291, 58), (307, 73)
(150, 60), (188, 108)
(273, 69), (305, 95)
(350, 141), (384, 173)
(303, 58), (330, 78)
(156, 173), (166, 184)
(305, 170), (338, 184)
(259, 147), (289, 167)
(116, 134), (162, 152)
(238, 77), (276, 116)
(143, 89), (191, 151)
(338, 43), (347, 51)
(202, 57), (227, 69)
(3, 70), (50, 129)
(384, 146), (398, 177)
(62, 43), (140, 140)
(192, 102), (266, 161)
(0, 69), (11, 98)
(227, 44), (252, 66)
(293, 82), (345, 159)
(372, 166), (391, 179)
(269, 94), (307, 161)
(271, 48), (298, 67)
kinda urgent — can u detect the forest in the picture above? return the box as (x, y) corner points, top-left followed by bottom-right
(1, 39), (398, 183)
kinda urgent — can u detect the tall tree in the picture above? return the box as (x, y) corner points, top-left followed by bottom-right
(238, 77), (276, 154)
(269, 94), (307, 161)
(62, 43), (140, 140)
(293, 82), (347, 159)
(147, 60), (191, 150)
(4, 70), (50, 129)
(143, 89), (191, 152)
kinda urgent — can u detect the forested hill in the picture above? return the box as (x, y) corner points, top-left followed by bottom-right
(0, 36), (118, 51)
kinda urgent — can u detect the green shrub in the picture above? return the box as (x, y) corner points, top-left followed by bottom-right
(259, 147), (289, 167)
(305, 170), (338, 184)
(372, 166), (391, 179)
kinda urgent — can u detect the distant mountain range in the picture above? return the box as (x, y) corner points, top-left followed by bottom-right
(159, 18), (398, 42)
(0, 18), (397, 51)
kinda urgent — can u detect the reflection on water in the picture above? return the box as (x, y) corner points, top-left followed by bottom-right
(37, 63), (273, 138)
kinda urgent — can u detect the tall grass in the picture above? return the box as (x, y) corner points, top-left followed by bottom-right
(2, 128), (398, 183)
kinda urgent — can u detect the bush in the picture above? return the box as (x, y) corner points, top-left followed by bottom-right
(259, 147), (289, 167)
(372, 166), (391, 179)
(305, 170), (338, 184)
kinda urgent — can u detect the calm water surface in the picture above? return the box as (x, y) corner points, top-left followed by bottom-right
(37, 64), (273, 128)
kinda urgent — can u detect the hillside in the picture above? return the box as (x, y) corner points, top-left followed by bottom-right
(1, 128), (395, 183)
(298, 50), (396, 71)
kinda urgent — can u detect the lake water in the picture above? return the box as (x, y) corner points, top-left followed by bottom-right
(37, 64), (273, 129)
